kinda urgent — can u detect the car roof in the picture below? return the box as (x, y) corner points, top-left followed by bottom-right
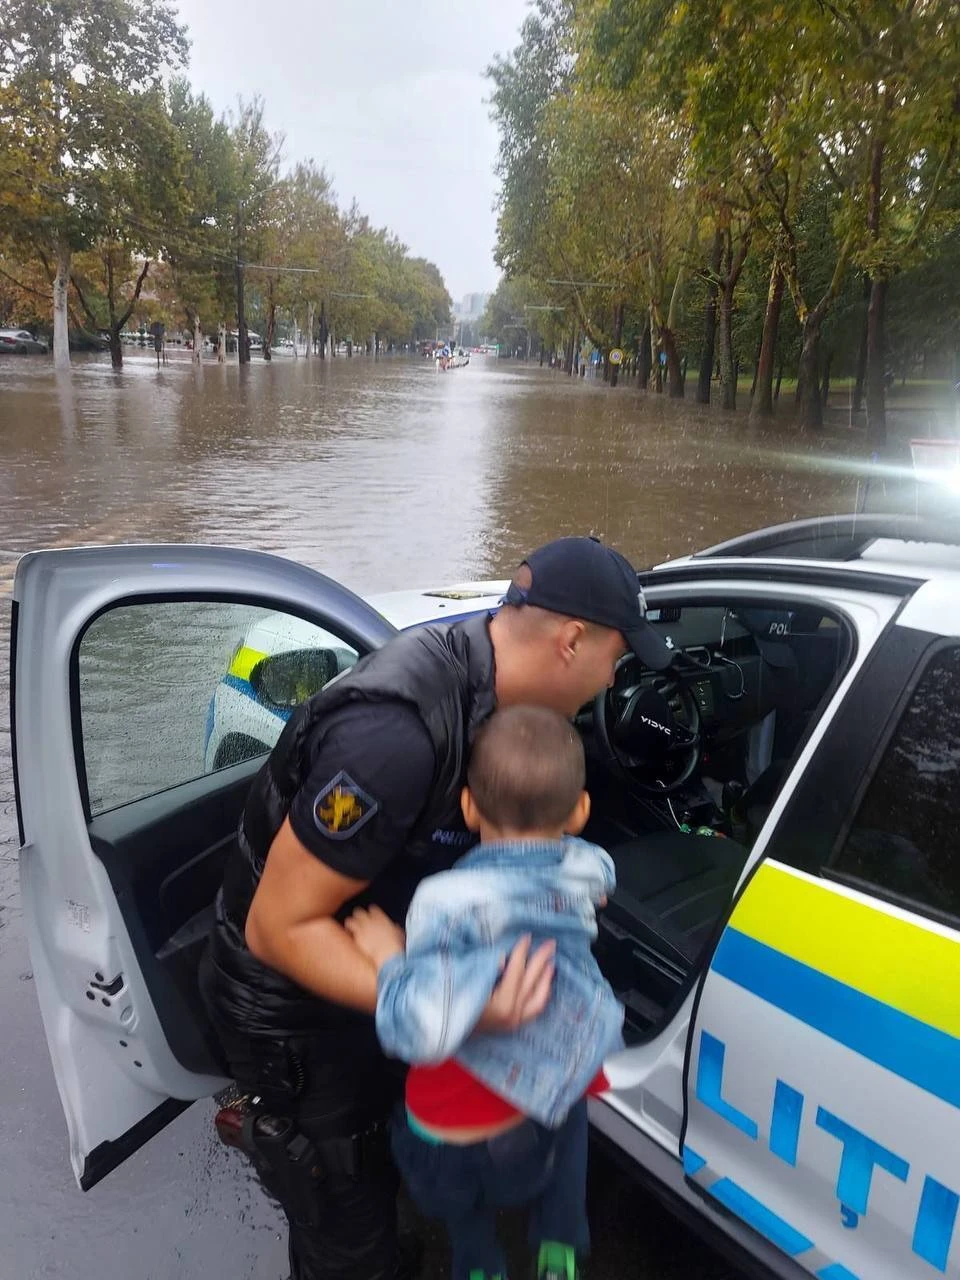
(660, 514), (960, 585)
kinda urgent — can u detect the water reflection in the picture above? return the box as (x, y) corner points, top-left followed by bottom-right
(0, 351), (881, 593)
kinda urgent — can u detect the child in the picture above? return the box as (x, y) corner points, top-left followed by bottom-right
(346, 705), (624, 1280)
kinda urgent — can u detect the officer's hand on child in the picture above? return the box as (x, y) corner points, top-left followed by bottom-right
(345, 905), (406, 970)
(478, 934), (556, 1032)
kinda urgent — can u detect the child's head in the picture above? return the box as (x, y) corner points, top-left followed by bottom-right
(462, 705), (590, 840)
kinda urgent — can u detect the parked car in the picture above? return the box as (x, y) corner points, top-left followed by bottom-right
(0, 327), (49, 354)
(10, 513), (960, 1280)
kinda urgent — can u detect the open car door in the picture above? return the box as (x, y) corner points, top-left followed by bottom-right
(11, 545), (396, 1189)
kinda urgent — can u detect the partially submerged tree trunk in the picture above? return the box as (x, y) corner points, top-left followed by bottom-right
(263, 299), (276, 361)
(609, 302), (624, 387)
(749, 257), (786, 424)
(305, 302), (315, 358)
(718, 295), (736, 410)
(797, 315), (824, 428)
(107, 255), (150, 371)
(193, 314), (202, 363)
(697, 227), (723, 405)
(662, 326), (683, 397)
(318, 303), (328, 358)
(717, 220), (752, 411)
(852, 276), (870, 413)
(821, 347), (833, 408)
(864, 137), (888, 449)
(664, 255), (688, 399)
(564, 317), (576, 375)
(865, 278), (888, 448)
(71, 251), (150, 371)
(52, 239), (71, 370)
(217, 321), (226, 363)
(637, 318), (651, 389)
(235, 259), (249, 365)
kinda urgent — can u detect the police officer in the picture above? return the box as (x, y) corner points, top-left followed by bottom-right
(200, 536), (671, 1280)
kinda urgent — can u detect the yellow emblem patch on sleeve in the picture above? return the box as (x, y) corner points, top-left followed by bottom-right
(312, 771), (378, 840)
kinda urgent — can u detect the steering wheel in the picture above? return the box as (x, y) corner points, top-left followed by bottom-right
(594, 655), (702, 794)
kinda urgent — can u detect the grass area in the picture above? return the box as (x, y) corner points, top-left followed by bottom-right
(734, 374), (957, 402)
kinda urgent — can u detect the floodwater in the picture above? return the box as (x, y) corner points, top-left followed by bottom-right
(0, 349), (939, 1279)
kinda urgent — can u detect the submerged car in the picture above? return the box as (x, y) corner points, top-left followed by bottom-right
(10, 513), (960, 1280)
(0, 327), (49, 354)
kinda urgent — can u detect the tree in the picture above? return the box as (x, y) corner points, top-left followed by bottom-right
(271, 161), (340, 358)
(228, 98), (282, 365)
(0, 0), (188, 367)
(828, 1), (960, 446)
(66, 91), (185, 367)
(488, 1), (574, 282)
(166, 80), (239, 358)
(482, 276), (559, 355)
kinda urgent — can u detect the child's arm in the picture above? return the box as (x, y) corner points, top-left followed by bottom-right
(564, 838), (617, 903)
(345, 893), (504, 1062)
(375, 940), (505, 1064)
(346, 896), (556, 1059)
(596, 847), (617, 900)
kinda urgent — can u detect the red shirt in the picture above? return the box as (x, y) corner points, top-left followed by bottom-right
(406, 1059), (610, 1130)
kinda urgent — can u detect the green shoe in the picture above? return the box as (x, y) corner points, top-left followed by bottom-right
(536, 1241), (577, 1280)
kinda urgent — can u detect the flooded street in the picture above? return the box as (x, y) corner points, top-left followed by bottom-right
(0, 350), (868, 592)
(0, 350), (886, 1278)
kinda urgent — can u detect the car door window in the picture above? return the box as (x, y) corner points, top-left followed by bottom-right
(78, 600), (359, 815)
(833, 642), (960, 923)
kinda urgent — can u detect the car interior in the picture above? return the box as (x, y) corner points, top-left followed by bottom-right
(79, 594), (854, 1077)
(579, 599), (853, 1039)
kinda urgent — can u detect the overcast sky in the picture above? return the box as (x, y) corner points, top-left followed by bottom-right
(174, 1), (529, 303)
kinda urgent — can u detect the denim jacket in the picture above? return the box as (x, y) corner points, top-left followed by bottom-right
(376, 837), (625, 1128)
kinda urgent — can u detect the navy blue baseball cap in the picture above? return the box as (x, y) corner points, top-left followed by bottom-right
(502, 536), (673, 670)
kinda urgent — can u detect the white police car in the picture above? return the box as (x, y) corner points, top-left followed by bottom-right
(10, 515), (960, 1280)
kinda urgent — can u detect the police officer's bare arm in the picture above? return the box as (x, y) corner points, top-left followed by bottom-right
(245, 818), (555, 1023)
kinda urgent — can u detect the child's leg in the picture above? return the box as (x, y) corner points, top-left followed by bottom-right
(391, 1112), (506, 1280)
(444, 1201), (508, 1280)
(528, 1100), (590, 1275)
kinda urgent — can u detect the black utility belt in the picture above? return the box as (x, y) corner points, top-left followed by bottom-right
(215, 1090), (389, 1179)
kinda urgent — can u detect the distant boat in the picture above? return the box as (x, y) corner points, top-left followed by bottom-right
(434, 349), (470, 371)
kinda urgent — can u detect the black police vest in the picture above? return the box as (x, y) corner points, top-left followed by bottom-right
(204, 612), (496, 1038)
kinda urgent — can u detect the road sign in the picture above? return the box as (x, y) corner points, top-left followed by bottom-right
(610, 348), (624, 365)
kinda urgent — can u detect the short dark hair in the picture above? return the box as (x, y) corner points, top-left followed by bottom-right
(467, 705), (586, 831)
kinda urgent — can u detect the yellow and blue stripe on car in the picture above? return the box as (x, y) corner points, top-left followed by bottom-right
(204, 644), (292, 756)
(684, 861), (960, 1278)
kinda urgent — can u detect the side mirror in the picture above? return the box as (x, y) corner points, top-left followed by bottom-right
(249, 649), (339, 709)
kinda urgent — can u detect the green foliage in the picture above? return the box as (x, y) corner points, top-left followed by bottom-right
(0, 2), (453, 358)
(487, 0), (960, 404)
(0, 0), (189, 256)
